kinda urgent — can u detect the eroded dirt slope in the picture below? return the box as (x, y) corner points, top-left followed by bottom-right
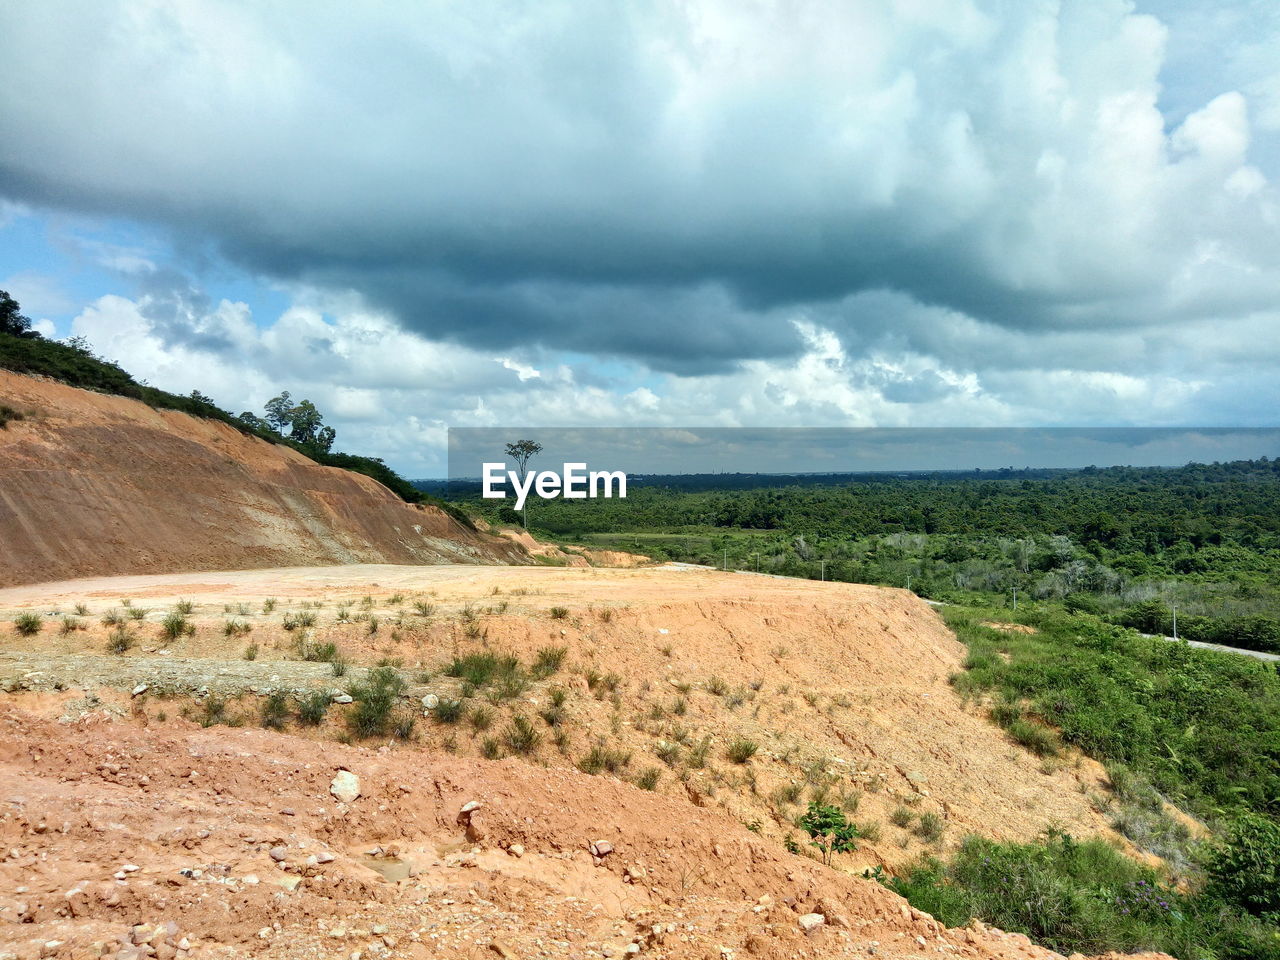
(0, 373), (524, 587)
(0, 565), (1127, 875)
(0, 705), (1169, 960)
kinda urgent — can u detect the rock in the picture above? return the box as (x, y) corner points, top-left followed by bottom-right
(507, 844), (524, 858)
(330, 769), (360, 803)
(488, 942), (517, 959)
(332, 693), (354, 705)
(421, 694), (439, 709)
(458, 800), (483, 819)
(316, 851), (336, 864)
(131, 684), (148, 698)
(797, 913), (825, 935)
(590, 840), (614, 857)
(269, 846), (288, 862)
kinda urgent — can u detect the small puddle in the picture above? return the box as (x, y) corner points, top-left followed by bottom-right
(360, 856), (413, 882)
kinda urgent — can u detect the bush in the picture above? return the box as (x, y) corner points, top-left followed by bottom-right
(106, 628), (135, 654)
(13, 612), (41, 636)
(798, 801), (860, 865)
(299, 640), (338, 662)
(260, 691), (290, 730)
(59, 616), (81, 635)
(468, 705), (494, 731)
(297, 690), (330, 726)
(243, 642), (259, 661)
(346, 666), (407, 738)
(532, 645), (568, 678)
(160, 612), (194, 640)
(916, 812), (945, 842)
(579, 742), (631, 775)
(727, 738), (759, 764)
(445, 652), (521, 688)
(634, 767), (661, 791)
(433, 698), (465, 724)
(504, 715), (541, 755)
(1209, 813), (1280, 922)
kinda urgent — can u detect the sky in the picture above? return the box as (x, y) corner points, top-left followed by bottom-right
(2, 0), (1278, 476)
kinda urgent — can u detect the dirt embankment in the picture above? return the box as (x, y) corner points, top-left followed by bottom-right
(0, 706), (1167, 960)
(0, 372), (525, 587)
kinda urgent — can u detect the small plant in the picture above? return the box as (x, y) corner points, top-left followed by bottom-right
(656, 741), (681, 766)
(532, 645), (568, 678)
(772, 782), (804, 806)
(160, 612), (194, 640)
(331, 657), (348, 677)
(468, 705), (494, 731)
(393, 713), (417, 740)
(299, 640), (339, 663)
(481, 737), (502, 760)
(705, 675), (728, 696)
(100, 609), (126, 627)
(59, 616), (82, 635)
(73, 603), (89, 616)
(297, 611), (317, 628)
(413, 601), (435, 617)
(549, 606), (569, 620)
(634, 767), (661, 791)
(260, 691), (290, 730)
(916, 812), (945, 842)
(445, 652), (521, 688)
(727, 738), (759, 764)
(388, 593), (405, 605)
(579, 742), (632, 775)
(200, 696), (230, 727)
(586, 670), (621, 698)
(174, 599), (194, 615)
(128, 606), (148, 621)
(504, 715), (541, 755)
(223, 619), (252, 638)
(890, 806), (915, 828)
(297, 690), (330, 726)
(540, 703), (566, 727)
(346, 666), (408, 738)
(799, 801), (860, 866)
(433, 698), (465, 724)
(282, 613), (301, 631)
(262, 598), (277, 614)
(106, 628), (135, 654)
(686, 737), (711, 769)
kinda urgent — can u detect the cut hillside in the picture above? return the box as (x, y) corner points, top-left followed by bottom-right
(0, 703), (1171, 960)
(0, 564), (1132, 877)
(0, 371), (525, 586)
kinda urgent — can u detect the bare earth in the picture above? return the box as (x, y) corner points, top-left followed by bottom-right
(0, 564), (1172, 960)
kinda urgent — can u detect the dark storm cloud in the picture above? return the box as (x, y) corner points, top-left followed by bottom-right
(1, 0), (1278, 378)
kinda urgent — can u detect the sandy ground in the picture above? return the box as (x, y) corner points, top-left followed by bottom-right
(0, 563), (1174, 960)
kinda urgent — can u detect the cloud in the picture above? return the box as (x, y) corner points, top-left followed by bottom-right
(0, 0), (1276, 382)
(61, 282), (1276, 476)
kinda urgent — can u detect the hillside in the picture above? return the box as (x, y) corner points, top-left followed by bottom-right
(0, 371), (524, 586)
(0, 562), (1178, 960)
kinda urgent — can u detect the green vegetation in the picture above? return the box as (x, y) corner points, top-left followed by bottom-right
(346, 666), (408, 738)
(12, 612), (41, 636)
(798, 800), (860, 866)
(887, 831), (1280, 960)
(297, 690), (330, 726)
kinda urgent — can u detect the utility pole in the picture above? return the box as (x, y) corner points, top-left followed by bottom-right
(723, 546), (728, 571)
(1013, 586), (1018, 611)
(820, 560), (826, 581)
(906, 575), (912, 593)
(1172, 601), (1178, 641)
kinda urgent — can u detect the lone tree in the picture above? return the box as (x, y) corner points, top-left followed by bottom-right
(0, 290), (38, 339)
(798, 801), (860, 866)
(505, 439), (543, 525)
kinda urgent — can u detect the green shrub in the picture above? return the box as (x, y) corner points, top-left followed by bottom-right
(504, 715), (541, 755)
(160, 612), (194, 640)
(260, 691), (290, 730)
(532, 645), (568, 678)
(433, 698), (465, 724)
(299, 640), (338, 662)
(59, 616), (82, 635)
(223, 619), (252, 638)
(579, 742), (631, 775)
(14, 616), (42, 640)
(297, 690), (330, 726)
(798, 801), (860, 865)
(346, 666), (407, 738)
(243, 642), (259, 661)
(100, 608), (126, 627)
(106, 628), (135, 654)
(890, 806), (915, 828)
(445, 652), (521, 688)
(468, 705), (494, 731)
(727, 738), (758, 764)
(549, 606), (569, 619)
(0, 403), (24, 428)
(634, 767), (661, 791)
(916, 812), (945, 842)
(1209, 813), (1280, 922)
